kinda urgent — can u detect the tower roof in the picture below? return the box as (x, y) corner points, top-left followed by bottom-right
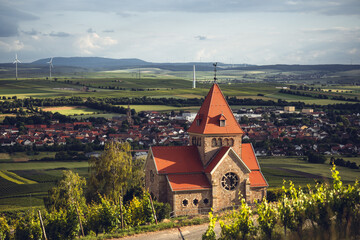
(188, 83), (244, 134)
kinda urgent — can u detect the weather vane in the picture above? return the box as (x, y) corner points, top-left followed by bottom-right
(213, 62), (217, 83)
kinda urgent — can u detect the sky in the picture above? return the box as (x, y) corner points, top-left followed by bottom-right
(0, 0), (359, 65)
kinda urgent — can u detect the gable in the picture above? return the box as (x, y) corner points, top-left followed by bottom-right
(151, 145), (203, 174)
(188, 84), (244, 135)
(205, 147), (250, 174)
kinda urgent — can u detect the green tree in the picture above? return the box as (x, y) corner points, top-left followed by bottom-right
(44, 170), (86, 212)
(87, 141), (132, 202)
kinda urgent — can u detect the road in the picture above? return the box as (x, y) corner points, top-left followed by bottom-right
(113, 222), (221, 240)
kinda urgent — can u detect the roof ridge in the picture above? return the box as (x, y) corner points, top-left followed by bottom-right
(204, 146), (229, 169)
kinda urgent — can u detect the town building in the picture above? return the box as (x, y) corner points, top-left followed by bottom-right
(284, 106), (295, 112)
(144, 83), (268, 216)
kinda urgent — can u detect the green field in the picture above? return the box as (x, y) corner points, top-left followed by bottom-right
(0, 160), (88, 211)
(41, 106), (102, 116)
(258, 156), (360, 189)
(0, 77), (359, 106)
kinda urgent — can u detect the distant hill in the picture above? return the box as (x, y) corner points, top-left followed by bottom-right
(32, 57), (151, 70)
(231, 64), (360, 72)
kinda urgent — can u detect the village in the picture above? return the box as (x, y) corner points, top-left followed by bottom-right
(0, 105), (359, 158)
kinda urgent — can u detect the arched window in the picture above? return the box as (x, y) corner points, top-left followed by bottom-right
(229, 138), (234, 146)
(197, 138), (201, 146)
(218, 138), (222, 146)
(192, 137), (196, 145)
(182, 199), (188, 207)
(193, 199), (199, 206)
(224, 138), (229, 146)
(212, 138), (217, 147)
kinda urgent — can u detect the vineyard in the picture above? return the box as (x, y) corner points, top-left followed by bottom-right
(202, 165), (360, 240)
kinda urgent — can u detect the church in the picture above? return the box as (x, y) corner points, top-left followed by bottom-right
(144, 83), (268, 215)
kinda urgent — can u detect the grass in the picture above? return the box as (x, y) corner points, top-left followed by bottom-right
(0, 170), (37, 184)
(0, 152), (56, 162)
(258, 156), (360, 189)
(41, 106), (102, 116)
(0, 160), (89, 211)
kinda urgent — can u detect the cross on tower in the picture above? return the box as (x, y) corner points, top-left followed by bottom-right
(213, 62), (217, 83)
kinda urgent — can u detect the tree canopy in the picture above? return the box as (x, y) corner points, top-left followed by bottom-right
(87, 141), (132, 202)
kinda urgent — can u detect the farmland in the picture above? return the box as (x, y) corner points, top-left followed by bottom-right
(0, 63), (360, 212)
(0, 154), (358, 211)
(0, 159), (88, 211)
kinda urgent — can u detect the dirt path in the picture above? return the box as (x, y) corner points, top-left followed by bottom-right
(111, 222), (221, 240)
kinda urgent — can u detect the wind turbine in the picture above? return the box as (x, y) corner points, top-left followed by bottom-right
(47, 57), (53, 79)
(13, 54), (21, 80)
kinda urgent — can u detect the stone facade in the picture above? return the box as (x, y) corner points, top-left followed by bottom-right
(144, 151), (169, 203)
(172, 190), (212, 215)
(207, 151), (250, 210)
(190, 134), (243, 166)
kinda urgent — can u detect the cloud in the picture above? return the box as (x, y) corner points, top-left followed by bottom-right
(0, 3), (38, 37)
(49, 31), (71, 37)
(0, 40), (24, 52)
(76, 32), (117, 55)
(103, 29), (114, 33)
(8, 0), (360, 16)
(22, 29), (40, 36)
(195, 35), (207, 40)
(87, 28), (95, 33)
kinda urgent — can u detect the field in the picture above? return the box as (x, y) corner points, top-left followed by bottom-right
(0, 153), (359, 211)
(41, 106), (102, 116)
(0, 75), (359, 106)
(258, 156), (360, 189)
(0, 160), (88, 211)
(117, 105), (200, 112)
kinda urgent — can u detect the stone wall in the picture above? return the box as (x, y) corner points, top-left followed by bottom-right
(172, 190), (212, 216)
(249, 187), (267, 203)
(144, 154), (168, 203)
(209, 151), (250, 211)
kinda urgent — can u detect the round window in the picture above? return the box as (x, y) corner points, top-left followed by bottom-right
(221, 172), (239, 191)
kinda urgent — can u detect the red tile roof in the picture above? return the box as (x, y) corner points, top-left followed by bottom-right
(204, 147), (230, 173)
(167, 174), (211, 191)
(151, 146), (203, 174)
(241, 143), (260, 170)
(188, 84), (244, 135)
(249, 171), (268, 187)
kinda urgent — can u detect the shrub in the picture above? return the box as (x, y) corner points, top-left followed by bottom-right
(45, 207), (79, 240)
(0, 216), (11, 240)
(266, 188), (283, 202)
(153, 201), (171, 222)
(307, 152), (326, 164)
(14, 212), (42, 240)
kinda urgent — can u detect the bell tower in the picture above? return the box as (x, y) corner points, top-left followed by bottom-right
(188, 83), (244, 166)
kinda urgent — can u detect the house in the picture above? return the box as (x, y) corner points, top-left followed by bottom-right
(144, 84), (268, 216)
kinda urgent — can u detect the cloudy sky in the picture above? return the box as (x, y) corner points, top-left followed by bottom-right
(0, 0), (359, 64)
